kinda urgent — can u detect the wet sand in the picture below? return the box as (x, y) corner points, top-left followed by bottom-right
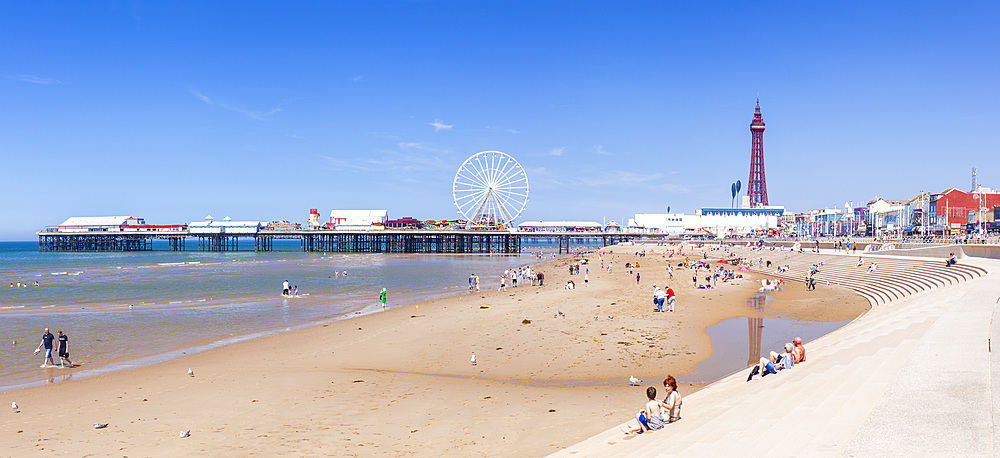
(1, 242), (868, 456)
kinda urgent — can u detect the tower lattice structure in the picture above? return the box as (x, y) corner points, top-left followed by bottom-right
(747, 99), (768, 207)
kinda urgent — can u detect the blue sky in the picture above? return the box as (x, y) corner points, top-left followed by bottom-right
(1, 1), (997, 240)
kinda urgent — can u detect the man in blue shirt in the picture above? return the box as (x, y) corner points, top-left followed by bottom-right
(35, 328), (56, 367)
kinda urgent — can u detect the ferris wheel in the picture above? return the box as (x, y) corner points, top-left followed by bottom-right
(453, 151), (529, 229)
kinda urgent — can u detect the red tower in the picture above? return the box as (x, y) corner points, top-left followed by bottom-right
(747, 99), (768, 207)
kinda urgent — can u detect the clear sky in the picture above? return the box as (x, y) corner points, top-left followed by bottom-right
(1, 1), (998, 240)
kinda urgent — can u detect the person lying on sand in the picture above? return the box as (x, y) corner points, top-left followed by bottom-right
(621, 386), (664, 435)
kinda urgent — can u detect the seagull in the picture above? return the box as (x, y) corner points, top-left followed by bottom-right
(187, 368), (194, 377)
(180, 430), (191, 438)
(94, 423), (108, 429)
(12, 340), (16, 345)
(470, 354), (477, 366)
(11, 402), (17, 410)
(629, 376), (642, 386)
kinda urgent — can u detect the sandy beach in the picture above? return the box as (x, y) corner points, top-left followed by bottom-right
(2, 243), (868, 456)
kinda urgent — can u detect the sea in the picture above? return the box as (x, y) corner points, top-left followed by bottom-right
(0, 240), (542, 391)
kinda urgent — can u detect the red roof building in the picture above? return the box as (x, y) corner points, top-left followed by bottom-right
(930, 188), (1000, 227)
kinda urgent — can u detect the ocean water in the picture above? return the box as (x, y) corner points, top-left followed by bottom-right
(0, 241), (535, 390)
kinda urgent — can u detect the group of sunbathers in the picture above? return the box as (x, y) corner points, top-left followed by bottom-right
(621, 375), (684, 435)
(746, 337), (806, 381)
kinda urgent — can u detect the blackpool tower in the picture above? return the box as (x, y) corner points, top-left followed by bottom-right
(747, 99), (768, 207)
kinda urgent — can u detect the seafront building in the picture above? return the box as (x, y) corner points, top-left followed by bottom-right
(517, 221), (603, 232)
(626, 207), (784, 236)
(325, 210), (388, 230)
(187, 216), (264, 234)
(929, 187), (1000, 230)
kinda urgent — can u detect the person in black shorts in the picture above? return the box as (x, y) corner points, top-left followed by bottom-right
(57, 330), (72, 368)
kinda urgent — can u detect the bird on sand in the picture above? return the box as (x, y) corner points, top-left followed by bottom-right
(187, 368), (194, 377)
(11, 402), (17, 410)
(11, 340), (15, 345)
(629, 376), (641, 386)
(471, 354), (477, 366)
(180, 430), (191, 437)
(94, 423), (108, 429)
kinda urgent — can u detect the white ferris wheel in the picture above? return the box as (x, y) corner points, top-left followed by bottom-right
(452, 151), (529, 229)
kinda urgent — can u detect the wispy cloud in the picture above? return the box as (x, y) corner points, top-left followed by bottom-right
(323, 140), (451, 174)
(233, 107), (282, 121)
(193, 91), (213, 104)
(398, 142), (445, 153)
(594, 145), (612, 155)
(485, 125), (519, 134)
(191, 90), (282, 120)
(321, 155), (378, 172)
(549, 147), (566, 156)
(7, 75), (60, 85)
(429, 119), (453, 131)
(352, 75), (365, 82)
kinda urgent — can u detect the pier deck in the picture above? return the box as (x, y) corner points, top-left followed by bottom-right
(37, 229), (632, 254)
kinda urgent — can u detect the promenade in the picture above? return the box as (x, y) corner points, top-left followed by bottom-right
(553, 246), (999, 457)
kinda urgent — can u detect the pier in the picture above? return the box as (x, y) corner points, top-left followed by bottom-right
(37, 229), (633, 254)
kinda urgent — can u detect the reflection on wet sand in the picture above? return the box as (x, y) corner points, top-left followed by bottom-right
(747, 295), (765, 367)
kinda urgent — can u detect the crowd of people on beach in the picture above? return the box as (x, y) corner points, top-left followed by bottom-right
(500, 266), (542, 290)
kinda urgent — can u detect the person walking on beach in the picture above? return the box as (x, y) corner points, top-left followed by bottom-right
(57, 331), (72, 368)
(35, 328), (56, 367)
(379, 288), (387, 310)
(282, 280), (290, 296)
(469, 273), (475, 292)
(636, 273), (640, 285)
(475, 275), (480, 292)
(665, 285), (676, 312)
